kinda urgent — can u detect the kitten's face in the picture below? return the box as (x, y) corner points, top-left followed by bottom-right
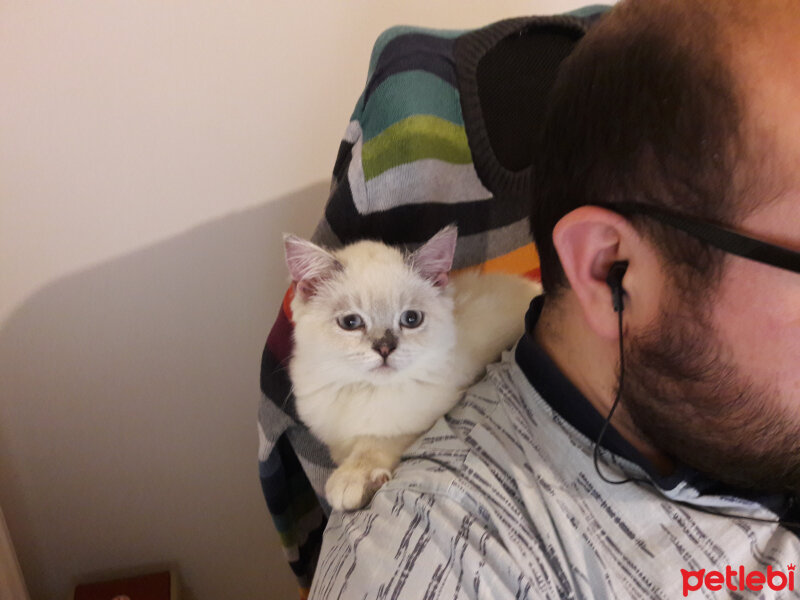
(285, 227), (457, 389)
(291, 240), (456, 385)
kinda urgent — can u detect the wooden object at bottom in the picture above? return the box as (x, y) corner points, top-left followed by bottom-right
(71, 570), (179, 600)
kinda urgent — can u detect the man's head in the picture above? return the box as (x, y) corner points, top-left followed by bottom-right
(532, 0), (778, 297)
(530, 0), (800, 492)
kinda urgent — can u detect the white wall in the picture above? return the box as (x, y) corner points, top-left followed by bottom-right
(0, 1), (601, 598)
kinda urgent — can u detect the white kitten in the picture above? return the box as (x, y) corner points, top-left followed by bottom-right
(284, 226), (540, 511)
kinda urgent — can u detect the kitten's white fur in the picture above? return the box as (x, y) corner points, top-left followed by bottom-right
(285, 227), (540, 511)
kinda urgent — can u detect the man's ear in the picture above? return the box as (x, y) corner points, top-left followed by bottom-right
(552, 206), (645, 340)
(409, 225), (458, 288)
(283, 234), (342, 301)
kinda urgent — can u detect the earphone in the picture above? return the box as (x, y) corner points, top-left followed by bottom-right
(605, 261), (628, 313)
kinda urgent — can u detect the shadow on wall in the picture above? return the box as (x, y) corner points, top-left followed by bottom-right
(0, 182), (329, 600)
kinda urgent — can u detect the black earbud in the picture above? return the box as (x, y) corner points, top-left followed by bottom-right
(606, 261), (629, 313)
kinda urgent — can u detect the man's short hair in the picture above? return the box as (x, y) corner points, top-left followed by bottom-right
(530, 0), (764, 296)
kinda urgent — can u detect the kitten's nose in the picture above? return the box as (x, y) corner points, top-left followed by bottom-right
(372, 330), (398, 359)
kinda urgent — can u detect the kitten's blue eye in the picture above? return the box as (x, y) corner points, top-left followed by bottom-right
(337, 314), (364, 330)
(400, 310), (423, 328)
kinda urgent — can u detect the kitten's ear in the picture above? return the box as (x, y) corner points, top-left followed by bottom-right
(283, 234), (342, 301)
(410, 225), (458, 288)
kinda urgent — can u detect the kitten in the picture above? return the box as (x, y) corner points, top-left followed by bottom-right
(283, 226), (540, 511)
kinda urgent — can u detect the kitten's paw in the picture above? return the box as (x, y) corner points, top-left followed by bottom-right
(370, 467), (392, 487)
(326, 466), (374, 511)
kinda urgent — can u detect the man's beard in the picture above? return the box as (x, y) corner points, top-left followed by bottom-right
(621, 295), (800, 494)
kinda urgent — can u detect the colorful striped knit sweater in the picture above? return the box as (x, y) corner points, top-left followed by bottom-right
(258, 7), (608, 596)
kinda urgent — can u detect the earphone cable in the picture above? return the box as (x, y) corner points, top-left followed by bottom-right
(592, 303), (643, 485)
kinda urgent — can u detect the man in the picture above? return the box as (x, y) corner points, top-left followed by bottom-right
(309, 0), (800, 597)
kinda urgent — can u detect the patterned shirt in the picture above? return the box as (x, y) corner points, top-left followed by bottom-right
(310, 297), (800, 599)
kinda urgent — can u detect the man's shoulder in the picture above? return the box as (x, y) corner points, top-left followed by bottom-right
(313, 360), (544, 600)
